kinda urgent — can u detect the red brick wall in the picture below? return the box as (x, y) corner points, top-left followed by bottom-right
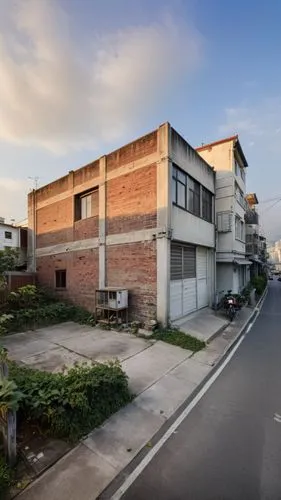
(106, 241), (157, 323)
(74, 160), (99, 187)
(36, 248), (98, 311)
(106, 131), (157, 173)
(106, 164), (157, 235)
(37, 198), (73, 248)
(36, 175), (69, 203)
(31, 129), (159, 322)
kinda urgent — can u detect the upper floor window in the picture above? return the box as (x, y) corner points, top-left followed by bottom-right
(202, 187), (213, 222)
(4, 231), (12, 239)
(75, 189), (98, 221)
(235, 160), (239, 176)
(188, 179), (200, 216)
(172, 164), (214, 222)
(81, 194), (91, 219)
(235, 216), (245, 241)
(240, 168), (246, 183)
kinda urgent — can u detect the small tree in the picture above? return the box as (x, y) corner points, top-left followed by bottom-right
(0, 248), (19, 275)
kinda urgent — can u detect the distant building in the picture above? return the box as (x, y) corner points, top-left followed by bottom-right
(244, 193), (267, 277)
(197, 135), (251, 298)
(0, 218), (28, 268)
(268, 240), (281, 271)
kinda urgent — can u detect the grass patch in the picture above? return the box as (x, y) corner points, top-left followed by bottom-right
(152, 328), (205, 352)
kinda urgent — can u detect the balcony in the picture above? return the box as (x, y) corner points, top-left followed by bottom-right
(245, 209), (259, 225)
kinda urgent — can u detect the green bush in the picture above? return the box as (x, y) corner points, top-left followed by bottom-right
(9, 361), (131, 440)
(251, 274), (267, 296)
(0, 455), (11, 496)
(1, 302), (95, 334)
(152, 329), (205, 352)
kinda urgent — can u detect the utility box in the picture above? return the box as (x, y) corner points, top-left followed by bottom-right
(95, 287), (129, 324)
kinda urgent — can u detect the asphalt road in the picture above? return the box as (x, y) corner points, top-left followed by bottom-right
(121, 281), (281, 500)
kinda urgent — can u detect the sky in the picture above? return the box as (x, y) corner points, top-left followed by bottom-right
(0, 0), (280, 241)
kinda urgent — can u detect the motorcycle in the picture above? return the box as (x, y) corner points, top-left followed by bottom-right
(223, 290), (239, 321)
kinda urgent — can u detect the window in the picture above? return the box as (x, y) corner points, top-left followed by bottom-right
(188, 179), (200, 216)
(202, 187), (213, 222)
(240, 168), (246, 183)
(172, 166), (187, 209)
(75, 189), (98, 221)
(4, 231), (12, 239)
(55, 270), (66, 288)
(235, 160), (239, 176)
(172, 165), (201, 217)
(81, 194), (91, 219)
(235, 183), (245, 208)
(235, 216), (245, 241)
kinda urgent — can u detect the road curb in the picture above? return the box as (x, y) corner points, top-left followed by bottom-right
(99, 286), (269, 499)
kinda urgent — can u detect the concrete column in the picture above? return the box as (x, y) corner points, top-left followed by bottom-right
(99, 156), (106, 288)
(156, 123), (171, 326)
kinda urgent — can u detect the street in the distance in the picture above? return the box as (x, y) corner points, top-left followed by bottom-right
(120, 280), (281, 500)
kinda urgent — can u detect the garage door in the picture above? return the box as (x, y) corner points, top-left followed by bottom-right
(170, 243), (197, 320)
(197, 247), (209, 309)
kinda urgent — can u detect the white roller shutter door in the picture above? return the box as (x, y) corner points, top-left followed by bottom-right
(170, 243), (196, 320)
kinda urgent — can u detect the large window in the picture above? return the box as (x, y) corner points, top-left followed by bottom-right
(55, 270), (66, 289)
(202, 187), (213, 222)
(172, 165), (209, 220)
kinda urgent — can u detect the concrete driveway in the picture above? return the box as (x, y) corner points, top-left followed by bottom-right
(1, 322), (193, 395)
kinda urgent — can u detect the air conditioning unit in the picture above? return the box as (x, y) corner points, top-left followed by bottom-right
(108, 289), (128, 309)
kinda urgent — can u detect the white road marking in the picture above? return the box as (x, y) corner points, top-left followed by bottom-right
(246, 323), (253, 334)
(111, 335), (245, 500)
(274, 416), (281, 424)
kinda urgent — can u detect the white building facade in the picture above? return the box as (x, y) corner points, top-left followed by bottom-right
(196, 136), (251, 299)
(168, 127), (216, 320)
(0, 218), (27, 267)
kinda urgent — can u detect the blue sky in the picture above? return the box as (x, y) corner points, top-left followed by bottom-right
(0, 0), (280, 240)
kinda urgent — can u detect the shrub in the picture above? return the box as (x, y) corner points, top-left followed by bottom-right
(152, 329), (205, 352)
(0, 455), (11, 496)
(251, 274), (267, 296)
(1, 303), (95, 334)
(9, 361), (131, 440)
(0, 377), (23, 416)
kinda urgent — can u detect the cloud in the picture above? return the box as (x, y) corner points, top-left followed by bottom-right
(219, 98), (281, 151)
(219, 98), (281, 242)
(0, 178), (29, 221)
(0, 0), (202, 153)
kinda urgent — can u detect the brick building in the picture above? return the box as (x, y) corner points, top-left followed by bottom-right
(28, 123), (216, 325)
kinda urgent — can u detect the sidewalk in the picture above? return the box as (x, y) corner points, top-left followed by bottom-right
(18, 306), (254, 500)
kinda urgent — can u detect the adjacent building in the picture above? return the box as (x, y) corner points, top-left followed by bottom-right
(244, 193), (267, 277)
(0, 218), (27, 268)
(28, 123), (216, 325)
(196, 135), (251, 298)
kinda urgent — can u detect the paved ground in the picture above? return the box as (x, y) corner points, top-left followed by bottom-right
(15, 305), (254, 500)
(173, 307), (229, 342)
(117, 281), (279, 500)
